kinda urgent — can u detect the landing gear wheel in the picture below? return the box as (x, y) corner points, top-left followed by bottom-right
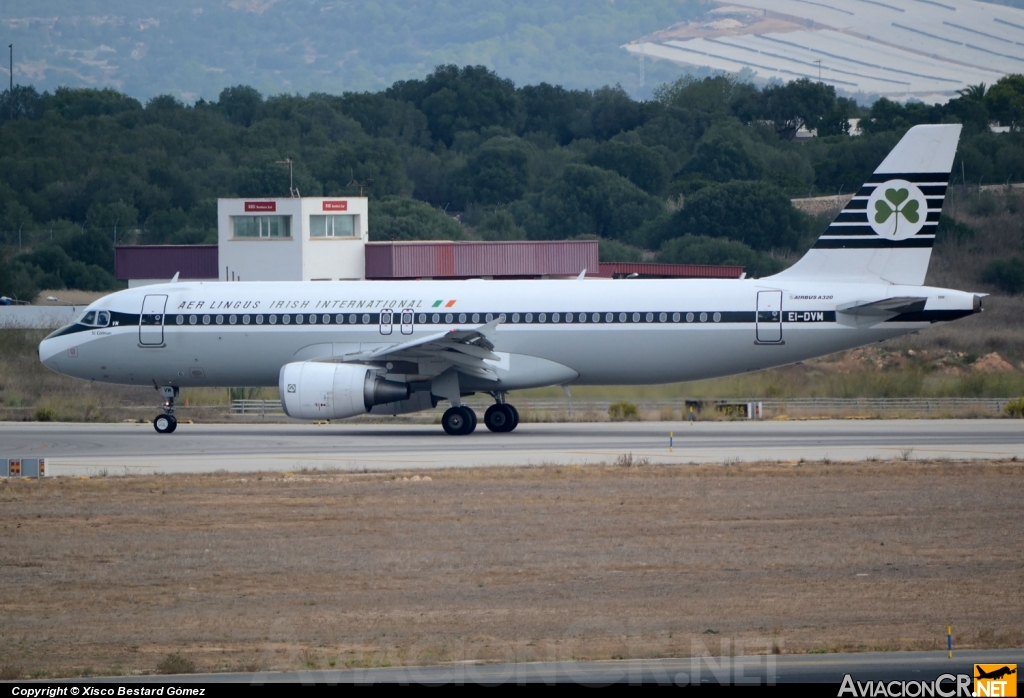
(442, 406), (475, 435)
(463, 406), (477, 433)
(484, 404), (516, 432)
(508, 405), (520, 432)
(154, 414), (177, 434)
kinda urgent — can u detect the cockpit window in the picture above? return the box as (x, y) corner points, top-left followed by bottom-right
(78, 310), (110, 327)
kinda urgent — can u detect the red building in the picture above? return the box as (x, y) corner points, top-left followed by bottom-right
(115, 239), (744, 285)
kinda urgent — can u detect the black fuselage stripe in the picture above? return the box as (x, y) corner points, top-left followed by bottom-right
(866, 173), (952, 183)
(55, 307), (972, 336)
(814, 238), (935, 248)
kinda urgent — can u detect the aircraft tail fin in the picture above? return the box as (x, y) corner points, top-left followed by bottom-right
(774, 124), (962, 286)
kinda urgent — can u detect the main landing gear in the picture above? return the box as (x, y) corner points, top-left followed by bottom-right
(440, 394), (520, 436)
(483, 403), (518, 433)
(441, 405), (477, 435)
(154, 385), (178, 434)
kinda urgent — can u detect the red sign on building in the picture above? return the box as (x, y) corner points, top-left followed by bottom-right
(244, 201), (277, 212)
(323, 200), (348, 211)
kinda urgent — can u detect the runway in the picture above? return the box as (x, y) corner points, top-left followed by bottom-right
(3, 419), (1023, 476)
(71, 649), (1024, 685)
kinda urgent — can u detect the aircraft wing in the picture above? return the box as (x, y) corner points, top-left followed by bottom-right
(334, 319), (503, 381)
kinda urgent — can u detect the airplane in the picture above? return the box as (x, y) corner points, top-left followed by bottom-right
(975, 666), (1016, 681)
(38, 124), (981, 436)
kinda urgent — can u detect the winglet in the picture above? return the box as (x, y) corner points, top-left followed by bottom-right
(577, 269), (586, 280)
(170, 272), (180, 283)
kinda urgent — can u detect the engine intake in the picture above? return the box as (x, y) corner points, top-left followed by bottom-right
(279, 361), (410, 420)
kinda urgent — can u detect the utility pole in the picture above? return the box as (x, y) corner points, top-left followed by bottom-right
(639, 43), (645, 89)
(275, 157), (297, 197)
(814, 59), (822, 83)
(9, 44), (13, 122)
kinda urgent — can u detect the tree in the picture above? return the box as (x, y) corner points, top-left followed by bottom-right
(458, 137), (534, 206)
(368, 196), (465, 241)
(585, 141), (672, 195)
(588, 86), (647, 141)
(475, 209), (526, 241)
(749, 78), (837, 138)
(10, 244), (116, 291)
(0, 258), (40, 302)
(327, 139), (411, 198)
(982, 257), (1024, 294)
(386, 65), (520, 146)
(59, 228), (115, 273)
(335, 92), (430, 145)
(218, 86), (263, 127)
(683, 127), (763, 182)
(656, 234), (784, 278)
(538, 164), (663, 241)
(816, 98), (856, 138)
(0, 85), (46, 124)
(655, 75), (755, 114)
(51, 87), (142, 120)
(86, 201), (140, 245)
(519, 83), (593, 145)
(986, 74), (1024, 131)
(657, 181), (810, 251)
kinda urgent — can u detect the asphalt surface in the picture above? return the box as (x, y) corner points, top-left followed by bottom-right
(52, 649), (1024, 685)
(2, 419), (1023, 476)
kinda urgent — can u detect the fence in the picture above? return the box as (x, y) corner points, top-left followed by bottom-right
(229, 397), (1013, 418)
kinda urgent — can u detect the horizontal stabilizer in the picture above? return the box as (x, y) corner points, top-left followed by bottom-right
(836, 297), (927, 327)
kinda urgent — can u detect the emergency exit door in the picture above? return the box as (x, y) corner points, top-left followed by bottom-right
(756, 291), (783, 344)
(139, 294), (168, 346)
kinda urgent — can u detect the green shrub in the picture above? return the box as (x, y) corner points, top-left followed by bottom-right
(982, 257), (1024, 294)
(34, 407), (56, 422)
(1004, 397), (1024, 418)
(608, 401), (640, 421)
(156, 652), (196, 675)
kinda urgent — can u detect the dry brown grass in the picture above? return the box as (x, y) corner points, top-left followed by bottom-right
(1, 460), (1021, 677)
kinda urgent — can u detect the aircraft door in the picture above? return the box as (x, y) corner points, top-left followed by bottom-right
(756, 291), (783, 344)
(379, 309), (393, 335)
(400, 309), (414, 335)
(139, 294), (168, 346)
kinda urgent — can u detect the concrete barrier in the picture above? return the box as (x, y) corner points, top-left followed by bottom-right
(0, 305), (82, 329)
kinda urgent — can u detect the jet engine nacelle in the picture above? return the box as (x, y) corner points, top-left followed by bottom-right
(279, 361), (409, 420)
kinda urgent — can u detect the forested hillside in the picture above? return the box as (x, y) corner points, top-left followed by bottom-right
(1, 0), (701, 101)
(1, 68), (1024, 302)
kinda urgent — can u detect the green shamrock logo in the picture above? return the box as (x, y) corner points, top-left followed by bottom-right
(874, 187), (920, 236)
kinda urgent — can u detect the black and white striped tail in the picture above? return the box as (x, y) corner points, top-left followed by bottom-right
(776, 124), (961, 286)
(815, 172), (947, 250)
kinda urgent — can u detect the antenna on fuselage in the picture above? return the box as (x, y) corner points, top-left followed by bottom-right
(170, 272), (180, 283)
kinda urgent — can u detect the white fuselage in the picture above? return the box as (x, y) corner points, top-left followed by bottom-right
(38, 277), (977, 392)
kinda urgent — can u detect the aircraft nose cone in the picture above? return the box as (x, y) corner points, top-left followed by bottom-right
(38, 335), (64, 372)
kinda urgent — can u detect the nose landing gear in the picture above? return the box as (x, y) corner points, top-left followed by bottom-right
(154, 385), (178, 434)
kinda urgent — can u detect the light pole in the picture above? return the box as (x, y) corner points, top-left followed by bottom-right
(276, 158), (297, 197)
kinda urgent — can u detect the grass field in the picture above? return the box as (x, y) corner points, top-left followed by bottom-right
(1, 460), (1021, 678)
